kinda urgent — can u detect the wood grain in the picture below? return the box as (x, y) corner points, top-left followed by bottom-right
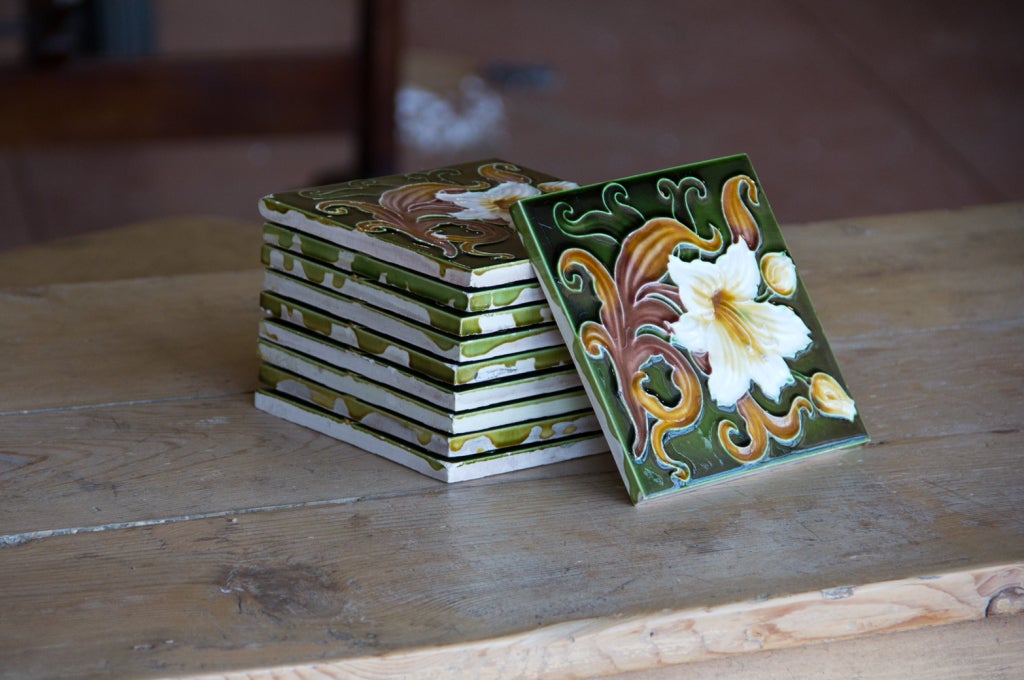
(0, 216), (261, 287)
(0, 437), (1020, 677)
(0, 204), (1022, 679)
(0, 205), (1020, 417)
(0, 394), (613, 537)
(156, 616), (1024, 680)
(0, 319), (1019, 536)
(785, 203), (1024, 339)
(186, 565), (1024, 680)
(616, 614), (1024, 680)
(0, 269), (262, 414)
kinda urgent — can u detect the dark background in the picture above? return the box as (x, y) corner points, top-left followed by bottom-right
(1, 0), (1021, 250)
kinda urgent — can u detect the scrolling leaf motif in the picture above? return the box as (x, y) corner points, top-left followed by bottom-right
(688, 174), (856, 465)
(309, 162), (533, 260)
(560, 212), (724, 484)
(553, 183), (645, 244)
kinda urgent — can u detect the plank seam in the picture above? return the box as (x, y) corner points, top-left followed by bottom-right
(0, 470), (616, 548)
(0, 390), (255, 417)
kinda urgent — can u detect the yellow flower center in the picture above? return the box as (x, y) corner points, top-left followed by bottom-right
(712, 290), (763, 358)
(490, 196), (519, 212)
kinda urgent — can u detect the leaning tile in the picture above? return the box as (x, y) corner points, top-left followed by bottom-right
(513, 154), (869, 504)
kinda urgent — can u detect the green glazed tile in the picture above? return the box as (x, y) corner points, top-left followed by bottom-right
(260, 363), (599, 458)
(261, 245), (553, 335)
(255, 390), (608, 483)
(261, 293), (572, 385)
(259, 159), (578, 288)
(259, 340), (591, 435)
(512, 154), (869, 504)
(254, 341), (589, 433)
(260, 329), (585, 411)
(263, 223), (545, 312)
(263, 270), (564, 359)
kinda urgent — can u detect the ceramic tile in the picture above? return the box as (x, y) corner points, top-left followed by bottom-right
(258, 334), (583, 416)
(261, 245), (553, 335)
(259, 159), (578, 288)
(262, 270), (565, 360)
(261, 293), (572, 385)
(257, 342), (589, 434)
(254, 390), (608, 483)
(260, 363), (599, 458)
(263, 223), (546, 312)
(512, 154), (869, 504)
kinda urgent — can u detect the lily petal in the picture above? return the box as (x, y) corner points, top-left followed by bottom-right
(436, 181), (541, 223)
(667, 239), (813, 408)
(667, 254), (718, 317)
(716, 241), (760, 301)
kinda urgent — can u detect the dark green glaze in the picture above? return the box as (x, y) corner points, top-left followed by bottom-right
(264, 244), (549, 336)
(260, 363), (595, 456)
(259, 159), (566, 283)
(260, 289), (564, 372)
(263, 222), (543, 312)
(514, 154), (869, 504)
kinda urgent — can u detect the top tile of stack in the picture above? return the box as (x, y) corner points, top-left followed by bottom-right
(259, 159), (575, 288)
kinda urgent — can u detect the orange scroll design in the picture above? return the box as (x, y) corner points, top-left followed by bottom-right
(560, 217), (722, 483)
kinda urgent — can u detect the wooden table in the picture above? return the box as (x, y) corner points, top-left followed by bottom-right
(1, 206), (1022, 679)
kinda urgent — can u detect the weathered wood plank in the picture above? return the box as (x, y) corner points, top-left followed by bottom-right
(0, 205), (1020, 415)
(0, 216), (261, 287)
(0, 270), (262, 414)
(187, 565), (1024, 680)
(785, 203), (1024, 339)
(616, 614), (1024, 680)
(0, 205), (1020, 679)
(840, 317), (1023, 441)
(1, 319), (1018, 536)
(0, 425), (1020, 678)
(0, 394), (612, 537)
(181, 595), (1024, 680)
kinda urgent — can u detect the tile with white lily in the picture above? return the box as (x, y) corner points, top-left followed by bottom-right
(262, 270), (564, 361)
(259, 363), (599, 458)
(512, 154), (869, 504)
(263, 223), (546, 312)
(260, 293), (572, 385)
(259, 159), (578, 288)
(261, 246), (553, 335)
(254, 390), (608, 483)
(257, 335), (583, 415)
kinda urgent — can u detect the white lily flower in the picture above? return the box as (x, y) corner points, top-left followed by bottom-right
(667, 241), (812, 407)
(537, 180), (580, 193)
(436, 181), (541, 223)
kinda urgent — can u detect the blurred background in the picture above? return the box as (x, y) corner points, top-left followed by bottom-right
(0, 0), (1021, 250)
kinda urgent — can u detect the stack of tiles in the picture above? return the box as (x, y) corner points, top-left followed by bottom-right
(255, 159), (608, 481)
